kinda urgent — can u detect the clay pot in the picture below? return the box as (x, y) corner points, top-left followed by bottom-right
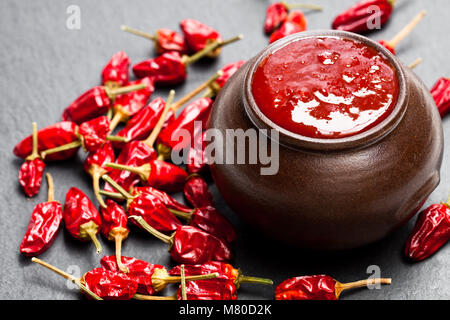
(208, 30), (443, 249)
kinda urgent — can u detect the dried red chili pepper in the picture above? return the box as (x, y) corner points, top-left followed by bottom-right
(18, 122), (46, 197)
(184, 174), (213, 208)
(378, 10), (426, 54)
(102, 51), (130, 88)
(264, 2), (322, 34)
(20, 173), (62, 256)
(129, 216), (233, 264)
(170, 262), (273, 288)
(177, 278), (237, 300)
(431, 77), (450, 117)
(157, 97), (213, 161)
(332, 0), (395, 34)
(101, 255), (218, 295)
(180, 19), (223, 57)
(170, 206), (236, 244)
(204, 61), (246, 98)
(102, 175), (182, 233)
(132, 35), (242, 85)
(109, 77), (154, 131)
(31, 258), (102, 300)
(64, 187), (103, 253)
(62, 83), (146, 124)
(269, 10), (307, 43)
(100, 200), (130, 273)
(405, 200), (450, 262)
(84, 141), (115, 208)
(275, 275), (391, 300)
(186, 131), (208, 174)
(14, 121), (79, 161)
(121, 25), (188, 54)
(82, 268), (138, 300)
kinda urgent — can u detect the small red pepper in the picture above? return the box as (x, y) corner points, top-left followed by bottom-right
(431, 78), (450, 117)
(82, 268), (137, 300)
(405, 200), (450, 262)
(109, 77), (155, 131)
(14, 121), (79, 161)
(169, 262), (273, 288)
(157, 97), (213, 161)
(20, 173), (62, 256)
(264, 2), (322, 34)
(332, 0), (395, 34)
(64, 187), (103, 253)
(84, 141), (115, 208)
(129, 216), (233, 264)
(378, 10), (426, 54)
(184, 174), (214, 208)
(121, 25), (188, 55)
(269, 10), (307, 43)
(18, 122), (46, 197)
(101, 51), (130, 88)
(275, 275), (391, 300)
(62, 83), (146, 124)
(132, 35), (242, 85)
(204, 61), (246, 98)
(186, 131), (208, 175)
(177, 278), (237, 300)
(180, 19), (223, 57)
(100, 200), (130, 273)
(101, 255), (218, 295)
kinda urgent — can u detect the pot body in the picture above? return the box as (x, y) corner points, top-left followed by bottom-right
(208, 31), (443, 249)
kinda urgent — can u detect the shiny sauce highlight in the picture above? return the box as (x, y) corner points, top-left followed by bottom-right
(251, 36), (399, 139)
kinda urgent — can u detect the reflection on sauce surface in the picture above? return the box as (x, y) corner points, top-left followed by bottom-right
(251, 36), (399, 139)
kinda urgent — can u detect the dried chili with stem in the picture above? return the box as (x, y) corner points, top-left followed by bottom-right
(431, 77), (450, 117)
(31, 257), (102, 300)
(203, 61), (246, 98)
(102, 51), (130, 88)
(19, 122), (46, 197)
(180, 19), (223, 57)
(20, 173), (63, 256)
(378, 10), (426, 54)
(121, 25), (188, 54)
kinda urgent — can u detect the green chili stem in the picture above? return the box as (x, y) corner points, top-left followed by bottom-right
(238, 275), (274, 286)
(106, 135), (128, 142)
(106, 83), (147, 99)
(40, 141), (81, 159)
(387, 10), (426, 48)
(168, 208), (193, 221)
(183, 35), (243, 66)
(101, 174), (134, 200)
(164, 272), (219, 284)
(335, 278), (392, 299)
(143, 90), (175, 147)
(180, 265), (187, 300)
(26, 122), (40, 161)
(121, 25), (156, 40)
(133, 293), (176, 300)
(128, 215), (174, 245)
(92, 168), (107, 208)
(45, 173), (55, 202)
(99, 190), (125, 199)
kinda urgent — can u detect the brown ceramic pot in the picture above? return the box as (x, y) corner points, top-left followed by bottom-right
(208, 30), (443, 250)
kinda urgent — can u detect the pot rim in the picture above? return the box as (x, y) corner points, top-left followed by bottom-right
(243, 30), (408, 152)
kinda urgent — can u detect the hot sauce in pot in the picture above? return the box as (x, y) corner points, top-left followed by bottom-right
(251, 36), (399, 139)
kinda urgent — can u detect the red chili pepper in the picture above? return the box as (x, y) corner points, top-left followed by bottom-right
(186, 130), (208, 174)
(82, 268), (138, 300)
(109, 77), (155, 131)
(264, 2), (322, 34)
(101, 256), (218, 295)
(20, 173), (62, 256)
(100, 200), (130, 273)
(275, 275), (391, 300)
(63, 187), (103, 253)
(269, 10), (307, 43)
(14, 121), (79, 161)
(184, 174), (213, 208)
(101, 51), (130, 88)
(332, 0), (395, 33)
(431, 78), (450, 117)
(177, 278), (237, 300)
(170, 262), (273, 288)
(180, 19), (222, 56)
(133, 186), (192, 213)
(132, 35), (242, 85)
(18, 122), (46, 197)
(213, 60), (246, 91)
(62, 83), (146, 124)
(378, 11), (426, 55)
(157, 97), (213, 160)
(405, 201), (450, 262)
(129, 216), (233, 264)
(121, 25), (188, 55)
(84, 141), (115, 208)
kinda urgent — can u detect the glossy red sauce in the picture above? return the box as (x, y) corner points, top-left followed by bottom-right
(251, 36), (399, 139)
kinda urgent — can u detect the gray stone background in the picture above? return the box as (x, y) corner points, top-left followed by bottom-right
(0, 0), (449, 300)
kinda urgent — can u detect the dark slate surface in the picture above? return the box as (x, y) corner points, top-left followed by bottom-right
(1, 0), (449, 300)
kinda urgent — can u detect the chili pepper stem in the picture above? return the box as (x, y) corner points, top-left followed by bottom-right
(201, 87), (215, 99)
(105, 83), (147, 100)
(238, 275), (274, 286)
(281, 2), (323, 11)
(99, 190), (125, 199)
(45, 173), (55, 202)
(386, 10), (426, 48)
(25, 122), (40, 161)
(106, 135), (129, 142)
(180, 265), (187, 300)
(31, 258), (102, 300)
(163, 272), (219, 284)
(171, 71), (222, 112)
(106, 108), (114, 121)
(79, 221), (103, 254)
(101, 174), (134, 200)
(409, 58), (422, 69)
(168, 208), (193, 221)
(109, 110), (125, 132)
(105, 163), (150, 182)
(143, 90), (175, 148)
(40, 140), (81, 159)
(90, 167), (107, 208)
(121, 25), (156, 40)
(133, 293), (176, 300)
(183, 35), (243, 66)
(128, 215), (174, 245)
(114, 232), (129, 273)
(157, 143), (172, 161)
(335, 278), (392, 298)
